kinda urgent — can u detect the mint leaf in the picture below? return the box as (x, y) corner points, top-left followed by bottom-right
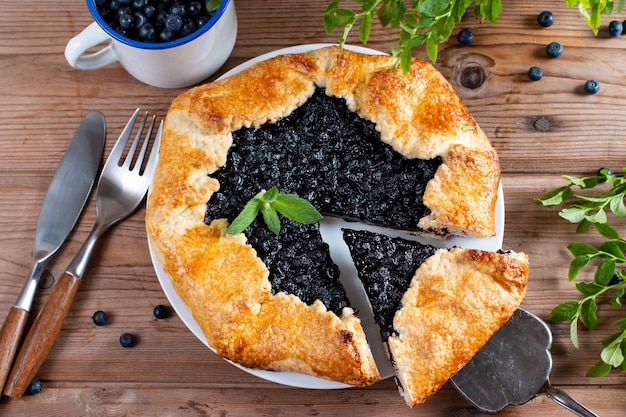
(272, 194), (323, 224)
(225, 188), (322, 235)
(225, 193), (262, 234)
(550, 301), (579, 322)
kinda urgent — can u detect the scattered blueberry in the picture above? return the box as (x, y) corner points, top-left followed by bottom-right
(546, 41), (563, 58)
(537, 11), (554, 27)
(584, 79), (600, 94)
(608, 20), (623, 37)
(92, 310), (108, 326)
(609, 272), (623, 286)
(598, 167), (613, 177)
(24, 379), (42, 396)
(457, 29), (474, 46)
(527, 66), (543, 81)
(153, 304), (170, 319)
(119, 333), (134, 348)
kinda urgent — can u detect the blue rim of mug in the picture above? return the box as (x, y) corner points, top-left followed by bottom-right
(87, 0), (231, 50)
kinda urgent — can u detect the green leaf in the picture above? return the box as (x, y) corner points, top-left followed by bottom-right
(580, 298), (599, 330)
(610, 195), (626, 217)
(550, 301), (580, 322)
(206, 0), (222, 12)
(560, 206), (590, 223)
(261, 203), (281, 235)
(576, 281), (605, 296)
(417, 0), (451, 17)
(598, 240), (625, 258)
(225, 194), (262, 234)
(359, 11), (373, 43)
(567, 242), (598, 256)
(601, 344), (625, 367)
(569, 255), (591, 280)
(576, 218), (591, 233)
(595, 222), (620, 239)
(570, 316), (580, 349)
(272, 194), (323, 224)
(595, 258), (616, 286)
(586, 360), (612, 377)
(534, 186), (571, 206)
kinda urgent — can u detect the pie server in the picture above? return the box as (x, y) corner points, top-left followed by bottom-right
(450, 308), (599, 417)
(0, 111), (105, 394)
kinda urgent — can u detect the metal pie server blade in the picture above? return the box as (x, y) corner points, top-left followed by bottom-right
(450, 308), (599, 417)
(0, 111), (105, 393)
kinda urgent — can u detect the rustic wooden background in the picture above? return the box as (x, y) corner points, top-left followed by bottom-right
(1, 0), (626, 415)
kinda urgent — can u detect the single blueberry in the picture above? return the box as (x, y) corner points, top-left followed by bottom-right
(132, 0), (147, 9)
(153, 304), (170, 319)
(598, 167), (613, 177)
(24, 379), (43, 396)
(159, 29), (175, 42)
(180, 19), (197, 37)
(92, 310), (108, 326)
(608, 20), (623, 37)
(546, 41), (563, 58)
(118, 13), (133, 28)
(537, 11), (554, 27)
(144, 4), (156, 18)
(117, 5), (133, 17)
(170, 2), (187, 17)
(188, 1), (203, 16)
(584, 79), (600, 94)
(165, 13), (183, 32)
(609, 272), (623, 286)
(527, 66), (542, 81)
(197, 15), (210, 27)
(138, 23), (156, 40)
(134, 12), (148, 28)
(119, 333), (134, 348)
(457, 29), (474, 46)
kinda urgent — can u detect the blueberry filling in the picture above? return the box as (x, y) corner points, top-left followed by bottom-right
(343, 229), (438, 340)
(204, 88), (442, 316)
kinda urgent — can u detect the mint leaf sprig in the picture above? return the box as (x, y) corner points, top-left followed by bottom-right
(323, 0), (502, 70)
(225, 187), (323, 235)
(536, 168), (626, 376)
(323, 0), (624, 69)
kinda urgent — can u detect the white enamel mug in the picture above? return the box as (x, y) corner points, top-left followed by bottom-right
(65, 0), (237, 88)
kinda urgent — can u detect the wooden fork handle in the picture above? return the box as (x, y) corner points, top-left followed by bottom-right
(3, 272), (81, 398)
(0, 306), (29, 394)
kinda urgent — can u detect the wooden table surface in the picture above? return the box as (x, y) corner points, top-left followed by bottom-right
(2, 0), (626, 415)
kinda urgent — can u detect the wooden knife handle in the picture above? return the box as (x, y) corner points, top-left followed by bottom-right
(0, 306), (29, 393)
(3, 272), (81, 398)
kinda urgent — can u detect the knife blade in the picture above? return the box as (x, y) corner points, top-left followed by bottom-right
(0, 111), (105, 394)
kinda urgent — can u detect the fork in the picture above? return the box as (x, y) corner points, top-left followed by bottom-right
(3, 108), (162, 398)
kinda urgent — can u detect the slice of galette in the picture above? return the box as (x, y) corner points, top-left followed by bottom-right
(146, 45), (502, 387)
(342, 229), (529, 407)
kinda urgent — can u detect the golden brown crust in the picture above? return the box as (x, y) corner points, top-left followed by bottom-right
(388, 249), (529, 407)
(146, 46), (502, 387)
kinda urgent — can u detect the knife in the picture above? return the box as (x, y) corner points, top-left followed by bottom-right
(0, 111), (105, 394)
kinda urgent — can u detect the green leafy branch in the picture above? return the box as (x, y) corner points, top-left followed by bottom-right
(536, 168), (626, 376)
(226, 187), (322, 235)
(323, 0), (625, 69)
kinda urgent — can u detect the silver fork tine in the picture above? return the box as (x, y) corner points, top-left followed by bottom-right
(108, 108), (140, 167)
(142, 120), (162, 179)
(133, 115), (156, 174)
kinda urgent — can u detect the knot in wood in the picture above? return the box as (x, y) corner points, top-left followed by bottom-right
(459, 65), (486, 89)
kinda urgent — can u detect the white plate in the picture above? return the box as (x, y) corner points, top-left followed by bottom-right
(149, 44), (506, 390)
